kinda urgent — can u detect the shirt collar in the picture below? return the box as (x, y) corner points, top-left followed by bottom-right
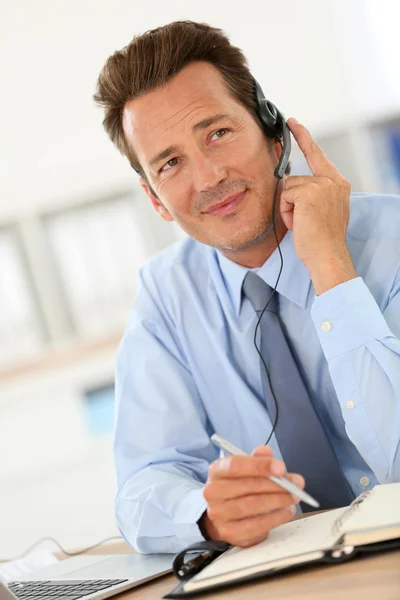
(215, 230), (312, 315)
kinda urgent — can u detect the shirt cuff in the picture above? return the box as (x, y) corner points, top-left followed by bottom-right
(173, 486), (208, 548)
(311, 277), (394, 360)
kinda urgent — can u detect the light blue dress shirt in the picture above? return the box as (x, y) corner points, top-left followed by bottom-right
(114, 193), (400, 554)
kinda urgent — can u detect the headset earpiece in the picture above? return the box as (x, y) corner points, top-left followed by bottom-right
(253, 79), (281, 138)
(252, 77), (291, 179)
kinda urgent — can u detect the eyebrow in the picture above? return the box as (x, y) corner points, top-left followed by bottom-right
(148, 113), (231, 171)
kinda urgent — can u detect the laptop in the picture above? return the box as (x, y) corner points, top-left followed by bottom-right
(0, 552), (174, 599)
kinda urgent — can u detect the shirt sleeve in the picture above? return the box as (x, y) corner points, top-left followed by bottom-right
(113, 267), (215, 554)
(311, 275), (400, 483)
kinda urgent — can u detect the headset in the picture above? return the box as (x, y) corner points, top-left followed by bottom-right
(251, 77), (292, 446)
(252, 78), (291, 179)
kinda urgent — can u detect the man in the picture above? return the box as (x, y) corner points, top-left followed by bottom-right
(94, 20), (400, 554)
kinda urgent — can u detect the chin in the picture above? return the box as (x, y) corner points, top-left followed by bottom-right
(211, 224), (272, 253)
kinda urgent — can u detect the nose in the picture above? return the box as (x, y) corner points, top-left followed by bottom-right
(191, 151), (228, 192)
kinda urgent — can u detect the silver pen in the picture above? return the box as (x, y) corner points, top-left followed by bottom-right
(211, 433), (319, 509)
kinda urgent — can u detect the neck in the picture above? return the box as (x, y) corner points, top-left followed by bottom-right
(220, 216), (288, 268)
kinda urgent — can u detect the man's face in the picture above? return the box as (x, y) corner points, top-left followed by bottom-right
(122, 61), (281, 253)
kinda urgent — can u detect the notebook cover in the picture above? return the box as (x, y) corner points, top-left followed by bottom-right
(163, 537), (400, 598)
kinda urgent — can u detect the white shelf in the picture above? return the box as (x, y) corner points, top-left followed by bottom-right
(0, 188), (179, 373)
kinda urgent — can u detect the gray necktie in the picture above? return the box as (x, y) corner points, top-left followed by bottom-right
(242, 271), (354, 511)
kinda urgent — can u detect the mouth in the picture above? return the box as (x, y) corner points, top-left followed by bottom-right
(203, 191), (246, 217)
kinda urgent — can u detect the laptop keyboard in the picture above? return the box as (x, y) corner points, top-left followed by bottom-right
(8, 579), (129, 599)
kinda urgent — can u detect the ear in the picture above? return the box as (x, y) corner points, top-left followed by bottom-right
(139, 178), (174, 222)
(273, 138), (283, 161)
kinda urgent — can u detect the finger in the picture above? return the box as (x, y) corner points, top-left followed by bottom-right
(235, 506), (296, 546)
(207, 491), (298, 522)
(279, 183), (318, 229)
(218, 506), (296, 547)
(285, 472), (305, 489)
(287, 118), (338, 178)
(283, 175), (325, 190)
(251, 445), (274, 457)
(280, 183), (311, 207)
(234, 532), (270, 548)
(208, 455), (286, 480)
(204, 472), (304, 502)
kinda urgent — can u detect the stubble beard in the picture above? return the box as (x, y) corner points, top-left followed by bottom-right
(208, 210), (275, 253)
(206, 176), (278, 253)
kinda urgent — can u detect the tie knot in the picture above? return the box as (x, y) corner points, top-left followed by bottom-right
(242, 271), (278, 314)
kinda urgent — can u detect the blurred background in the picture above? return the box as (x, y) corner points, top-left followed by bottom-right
(1, 0), (399, 559)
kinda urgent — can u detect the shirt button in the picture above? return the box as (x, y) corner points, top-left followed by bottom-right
(346, 400), (355, 409)
(321, 320), (332, 332)
(360, 476), (370, 487)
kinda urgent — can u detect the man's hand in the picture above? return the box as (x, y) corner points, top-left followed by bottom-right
(280, 118), (358, 295)
(199, 445), (305, 547)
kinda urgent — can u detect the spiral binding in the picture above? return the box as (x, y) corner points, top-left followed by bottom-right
(331, 490), (372, 538)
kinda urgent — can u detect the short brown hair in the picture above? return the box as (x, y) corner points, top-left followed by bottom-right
(93, 20), (270, 178)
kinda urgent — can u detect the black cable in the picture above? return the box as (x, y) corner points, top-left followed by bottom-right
(0, 535), (124, 564)
(252, 154), (285, 447)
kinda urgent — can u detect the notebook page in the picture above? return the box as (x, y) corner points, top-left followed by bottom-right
(191, 507), (347, 584)
(342, 482), (400, 533)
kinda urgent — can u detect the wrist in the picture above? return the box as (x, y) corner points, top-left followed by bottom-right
(306, 248), (358, 296)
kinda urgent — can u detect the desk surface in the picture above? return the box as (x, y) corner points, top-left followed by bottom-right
(74, 541), (400, 600)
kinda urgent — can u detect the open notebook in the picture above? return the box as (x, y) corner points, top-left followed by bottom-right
(165, 482), (400, 598)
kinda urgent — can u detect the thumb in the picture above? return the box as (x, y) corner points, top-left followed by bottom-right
(280, 191), (294, 231)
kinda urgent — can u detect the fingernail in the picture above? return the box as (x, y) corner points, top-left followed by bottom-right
(290, 117), (299, 124)
(290, 505), (297, 516)
(292, 495), (301, 504)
